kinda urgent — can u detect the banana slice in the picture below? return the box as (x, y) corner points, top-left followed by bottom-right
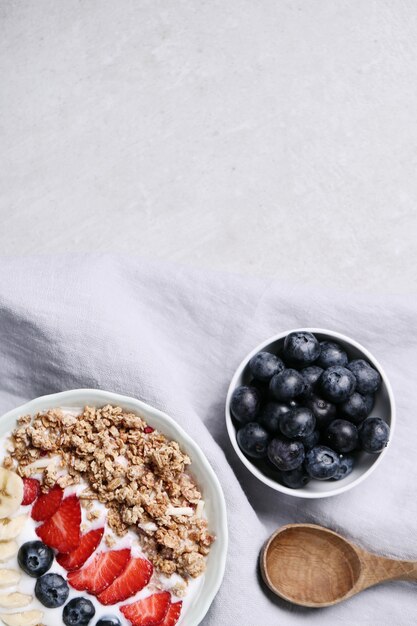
(0, 516), (27, 542)
(0, 570), (20, 588)
(0, 470), (23, 518)
(0, 542), (18, 562)
(0, 612), (43, 626)
(0, 593), (32, 609)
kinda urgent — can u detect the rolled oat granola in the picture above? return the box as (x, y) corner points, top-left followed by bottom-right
(8, 404), (215, 582)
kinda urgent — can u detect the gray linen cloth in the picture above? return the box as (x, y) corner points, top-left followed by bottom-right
(0, 255), (415, 625)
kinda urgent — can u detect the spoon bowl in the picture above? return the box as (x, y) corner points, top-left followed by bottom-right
(261, 524), (417, 607)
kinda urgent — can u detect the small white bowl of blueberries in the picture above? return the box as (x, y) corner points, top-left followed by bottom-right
(225, 329), (395, 498)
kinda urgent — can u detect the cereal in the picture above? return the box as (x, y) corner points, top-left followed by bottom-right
(8, 405), (215, 580)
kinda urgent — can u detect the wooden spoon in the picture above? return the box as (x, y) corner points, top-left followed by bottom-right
(261, 523), (417, 607)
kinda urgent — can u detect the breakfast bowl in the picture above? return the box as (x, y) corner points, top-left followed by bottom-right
(0, 389), (228, 626)
(225, 329), (395, 499)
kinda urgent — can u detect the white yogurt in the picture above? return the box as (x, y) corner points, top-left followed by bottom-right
(0, 408), (206, 625)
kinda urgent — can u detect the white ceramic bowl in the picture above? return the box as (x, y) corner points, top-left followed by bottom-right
(0, 389), (227, 626)
(225, 329), (395, 499)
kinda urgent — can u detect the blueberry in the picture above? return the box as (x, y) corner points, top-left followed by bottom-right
(333, 455), (354, 480)
(340, 392), (374, 425)
(305, 446), (340, 480)
(283, 331), (321, 367)
(347, 359), (382, 395)
(305, 394), (337, 429)
(258, 402), (290, 434)
(316, 341), (348, 369)
(35, 573), (69, 608)
(270, 369), (305, 401)
(230, 385), (261, 424)
(18, 541), (54, 578)
(237, 422), (270, 459)
(96, 618), (122, 626)
(267, 437), (305, 471)
(63, 598), (95, 626)
(279, 407), (316, 439)
(276, 466), (310, 489)
(300, 365), (324, 397)
(359, 417), (389, 453)
(324, 419), (358, 453)
(319, 366), (356, 403)
(249, 351), (285, 382)
(300, 429), (320, 450)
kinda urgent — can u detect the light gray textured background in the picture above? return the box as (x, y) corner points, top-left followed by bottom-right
(1, 1), (417, 288)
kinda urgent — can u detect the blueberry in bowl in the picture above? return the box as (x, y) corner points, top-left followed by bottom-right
(35, 573), (69, 608)
(225, 328), (395, 498)
(305, 446), (340, 480)
(237, 423), (270, 459)
(63, 597), (95, 626)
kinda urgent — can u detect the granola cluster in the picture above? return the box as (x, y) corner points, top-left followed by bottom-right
(7, 405), (214, 581)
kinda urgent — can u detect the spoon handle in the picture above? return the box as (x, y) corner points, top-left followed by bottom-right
(361, 552), (417, 587)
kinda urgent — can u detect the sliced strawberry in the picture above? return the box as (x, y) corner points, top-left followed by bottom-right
(31, 485), (63, 521)
(97, 557), (153, 605)
(56, 527), (104, 571)
(120, 592), (171, 626)
(22, 478), (40, 506)
(36, 494), (81, 553)
(68, 549), (131, 595)
(159, 601), (183, 626)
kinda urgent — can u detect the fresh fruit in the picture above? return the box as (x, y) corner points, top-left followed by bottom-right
(279, 407), (316, 439)
(316, 341), (348, 369)
(300, 366), (324, 396)
(17, 541), (54, 577)
(274, 466), (310, 489)
(0, 515), (27, 541)
(231, 330), (386, 491)
(96, 618), (121, 626)
(258, 402), (290, 434)
(347, 359), (382, 395)
(31, 485), (63, 522)
(97, 557), (153, 605)
(283, 331), (321, 367)
(120, 592), (171, 626)
(36, 495), (81, 553)
(0, 610), (43, 626)
(305, 446), (340, 480)
(300, 429), (320, 451)
(333, 455), (354, 480)
(305, 394), (336, 428)
(270, 369), (304, 402)
(57, 528), (104, 571)
(67, 549), (131, 595)
(35, 573), (69, 608)
(324, 419), (358, 453)
(0, 593), (32, 609)
(236, 423), (269, 459)
(21, 479), (40, 506)
(319, 366), (356, 403)
(0, 469), (24, 518)
(63, 598), (95, 626)
(359, 417), (390, 453)
(249, 352), (285, 382)
(0, 570), (20, 588)
(159, 601), (183, 626)
(0, 542), (18, 562)
(230, 386), (261, 424)
(339, 392), (374, 425)
(267, 438), (305, 471)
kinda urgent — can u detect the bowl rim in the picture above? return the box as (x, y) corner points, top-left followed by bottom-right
(0, 388), (228, 626)
(225, 328), (396, 499)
